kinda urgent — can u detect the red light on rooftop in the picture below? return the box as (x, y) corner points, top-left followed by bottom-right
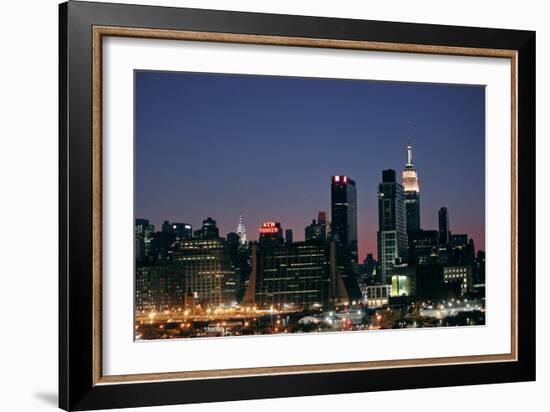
(334, 176), (340, 182)
(343, 176), (347, 183)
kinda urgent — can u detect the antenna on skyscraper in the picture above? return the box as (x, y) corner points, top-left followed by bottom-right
(406, 135), (413, 166)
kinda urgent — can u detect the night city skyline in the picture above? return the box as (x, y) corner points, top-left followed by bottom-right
(135, 71), (485, 261)
(134, 70), (486, 339)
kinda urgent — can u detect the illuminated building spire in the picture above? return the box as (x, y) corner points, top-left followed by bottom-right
(402, 136), (421, 233)
(407, 136), (413, 166)
(237, 214), (247, 246)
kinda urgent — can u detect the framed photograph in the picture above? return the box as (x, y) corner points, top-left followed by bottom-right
(59, 1), (535, 410)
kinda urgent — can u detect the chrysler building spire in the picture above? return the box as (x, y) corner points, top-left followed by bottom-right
(237, 214), (247, 246)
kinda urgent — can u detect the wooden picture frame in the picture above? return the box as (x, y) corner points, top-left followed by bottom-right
(59, 1), (535, 410)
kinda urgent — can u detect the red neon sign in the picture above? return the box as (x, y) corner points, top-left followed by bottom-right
(259, 221), (279, 234)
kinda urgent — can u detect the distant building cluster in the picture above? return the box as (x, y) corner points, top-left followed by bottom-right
(135, 139), (485, 323)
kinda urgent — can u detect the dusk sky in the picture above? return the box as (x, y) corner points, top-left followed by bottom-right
(135, 71), (485, 260)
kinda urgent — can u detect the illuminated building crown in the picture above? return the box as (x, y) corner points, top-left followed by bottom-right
(402, 137), (420, 193)
(237, 214), (247, 245)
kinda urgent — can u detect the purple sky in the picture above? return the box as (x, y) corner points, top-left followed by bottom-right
(135, 71), (485, 260)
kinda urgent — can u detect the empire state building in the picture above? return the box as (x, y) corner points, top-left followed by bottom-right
(402, 138), (421, 233)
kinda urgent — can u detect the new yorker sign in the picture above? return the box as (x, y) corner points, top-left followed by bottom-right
(258, 221), (280, 234)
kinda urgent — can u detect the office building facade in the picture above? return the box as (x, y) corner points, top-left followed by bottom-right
(330, 176), (358, 270)
(171, 236), (237, 307)
(252, 241), (332, 307)
(443, 265), (473, 295)
(377, 169), (408, 283)
(438, 207), (450, 245)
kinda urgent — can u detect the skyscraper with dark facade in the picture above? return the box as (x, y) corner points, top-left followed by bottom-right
(285, 229), (293, 244)
(474, 250), (486, 285)
(225, 232), (241, 263)
(194, 217), (220, 239)
(161, 220), (173, 233)
(136, 218), (155, 237)
(408, 229), (439, 265)
(241, 223), (349, 307)
(330, 176), (358, 271)
(171, 223), (192, 239)
(136, 263), (183, 312)
(135, 218), (155, 262)
(438, 207), (450, 245)
(361, 253), (378, 284)
(250, 241), (333, 307)
(450, 234), (468, 248)
(317, 211), (328, 239)
(377, 169), (408, 283)
(402, 138), (421, 234)
(305, 220), (324, 241)
(225, 232), (251, 303)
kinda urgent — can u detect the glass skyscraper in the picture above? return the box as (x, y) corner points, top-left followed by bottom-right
(377, 169), (408, 284)
(330, 175), (358, 271)
(438, 207), (450, 245)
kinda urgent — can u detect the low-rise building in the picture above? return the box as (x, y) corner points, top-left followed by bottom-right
(443, 265), (473, 295)
(361, 284), (392, 308)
